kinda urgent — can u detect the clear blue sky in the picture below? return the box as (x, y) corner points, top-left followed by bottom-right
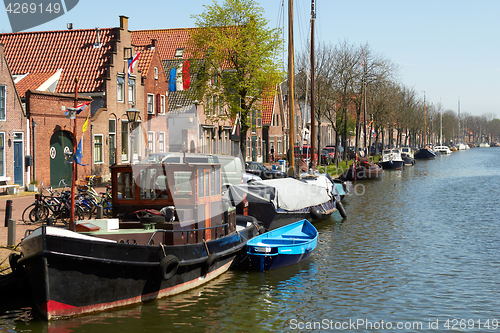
(1, 0), (499, 117)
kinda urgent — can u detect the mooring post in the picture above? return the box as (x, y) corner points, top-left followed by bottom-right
(4, 200), (12, 227)
(96, 205), (103, 219)
(8, 218), (16, 247)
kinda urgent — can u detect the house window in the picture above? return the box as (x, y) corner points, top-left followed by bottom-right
(94, 135), (103, 163)
(159, 132), (165, 152)
(258, 138), (261, 157)
(154, 67), (159, 80)
(148, 131), (154, 153)
(277, 139), (282, 154)
(0, 133), (4, 176)
(117, 75), (125, 102)
(128, 78), (135, 104)
(0, 86), (5, 120)
(160, 95), (166, 114)
(147, 94), (154, 114)
(174, 48), (184, 58)
(121, 121), (129, 161)
(109, 119), (116, 165)
(251, 110), (256, 134)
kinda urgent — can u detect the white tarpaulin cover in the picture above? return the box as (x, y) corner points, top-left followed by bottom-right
(225, 178), (331, 211)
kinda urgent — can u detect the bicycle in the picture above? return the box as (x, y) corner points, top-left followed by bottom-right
(22, 181), (85, 226)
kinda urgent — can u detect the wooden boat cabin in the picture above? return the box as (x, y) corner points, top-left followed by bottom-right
(110, 162), (236, 245)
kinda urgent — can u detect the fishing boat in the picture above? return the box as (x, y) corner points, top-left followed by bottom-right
(414, 147), (437, 159)
(11, 161), (259, 320)
(247, 219), (318, 271)
(224, 178), (337, 231)
(380, 148), (404, 170)
(339, 158), (384, 181)
(400, 147), (415, 166)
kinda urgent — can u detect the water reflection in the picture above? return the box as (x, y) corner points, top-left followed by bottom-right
(4, 148), (500, 332)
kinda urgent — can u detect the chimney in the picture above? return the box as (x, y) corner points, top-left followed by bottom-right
(67, 23), (73, 30)
(94, 27), (102, 48)
(120, 16), (129, 31)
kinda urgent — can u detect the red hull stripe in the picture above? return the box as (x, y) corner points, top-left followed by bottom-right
(41, 261), (232, 320)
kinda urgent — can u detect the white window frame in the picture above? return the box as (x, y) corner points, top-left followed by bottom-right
(128, 77), (136, 104)
(154, 67), (159, 80)
(117, 75), (125, 102)
(147, 94), (155, 114)
(147, 131), (155, 153)
(160, 95), (166, 115)
(159, 131), (165, 152)
(0, 86), (6, 121)
(94, 134), (104, 164)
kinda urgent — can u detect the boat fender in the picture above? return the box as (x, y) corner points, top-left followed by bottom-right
(160, 255), (179, 280)
(310, 207), (322, 221)
(336, 199), (347, 219)
(204, 254), (218, 274)
(9, 253), (24, 277)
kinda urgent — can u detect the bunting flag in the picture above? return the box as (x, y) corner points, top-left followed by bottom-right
(371, 127), (376, 138)
(128, 52), (141, 77)
(82, 116), (89, 133)
(73, 138), (89, 166)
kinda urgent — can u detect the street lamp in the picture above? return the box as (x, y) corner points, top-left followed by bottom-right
(126, 105), (140, 163)
(126, 105), (140, 123)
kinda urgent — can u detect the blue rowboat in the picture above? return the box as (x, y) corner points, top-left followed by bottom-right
(247, 219), (318, 271)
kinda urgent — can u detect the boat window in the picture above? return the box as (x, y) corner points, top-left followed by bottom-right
(215, 167), (220, 195)
(173, 171), (193, 199)
(205, 171), (210, 197)
(116, 172), (135, 199)
(210, 167), (216, 196)
(198, 170), (204, 197)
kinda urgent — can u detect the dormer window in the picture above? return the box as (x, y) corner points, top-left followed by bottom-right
(174, 48), (184, 58)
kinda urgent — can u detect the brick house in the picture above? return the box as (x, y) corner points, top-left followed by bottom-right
(0, 16), (157, 186)
(132, 29), (244, 157)
(0, 43), (28, 189)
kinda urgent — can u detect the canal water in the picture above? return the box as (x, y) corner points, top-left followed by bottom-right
(3, 148), (500, 332)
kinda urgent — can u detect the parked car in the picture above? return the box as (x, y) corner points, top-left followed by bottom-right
(294, 145), (318, 162)
(320, 148), (334, 164)
(245, 161), (287, 180)
(243, 172), (262, 183)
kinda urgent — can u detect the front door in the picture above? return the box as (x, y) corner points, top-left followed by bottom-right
(50, 131), (73, 187)
(13, 133), (23, 186)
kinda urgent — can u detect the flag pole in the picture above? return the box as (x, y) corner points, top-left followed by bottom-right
(70, 77), (78, 231)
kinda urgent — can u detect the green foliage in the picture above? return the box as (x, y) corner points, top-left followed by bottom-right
(188, 0), (284, 130)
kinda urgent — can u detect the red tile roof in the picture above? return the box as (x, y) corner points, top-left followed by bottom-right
(134, 46), (154, 76)
(0, 28), (118, 93)
(15, 71), (56, 97)
(132, 28), (197, 60)
(262, 91), (276, 125)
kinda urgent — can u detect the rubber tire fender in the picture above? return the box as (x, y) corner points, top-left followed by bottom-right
(204, 253), (218, 274)
(160, 254), (179, 280)
(336, 198), (347, 219)
(9, 253), (24, 277)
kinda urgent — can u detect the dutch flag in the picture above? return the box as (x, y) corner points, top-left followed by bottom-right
(128, 52), (141, 77)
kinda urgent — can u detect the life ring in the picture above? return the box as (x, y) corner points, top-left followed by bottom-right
(160, 254), (179, 280)
(9, 253), (24, 277)
(204, 253), (218, 274)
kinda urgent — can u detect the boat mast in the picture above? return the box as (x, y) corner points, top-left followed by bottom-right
(288, 0), (295, 177)
(310, 0), (316, 169)
(423, 91), (426, 146)
(458, 97), (461, 144)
